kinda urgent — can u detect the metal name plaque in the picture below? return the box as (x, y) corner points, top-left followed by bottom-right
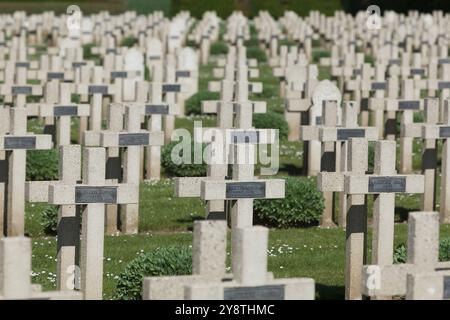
(368, 177), (406, 193)
(444, 276), (450, 299)
(439, 82), (450, 89)
(111, 71), (128, 79)
(162, 84), (181, 92)
(353, 69), (362, 76)
(315, 116), (322, 125)
(54, 106), (78, 116)
(15, 62), (30, 68)
(439, 127), (450, 138)
(224, 285), (285, 300)
(12, 86), (32, 94)
(75, 186), (117, 204)
(371, 82), (386, 90)
(439, 58), (450, 64)
(145, 104), (169, 115)
(47, 72), (64, 80)
(88, 86), (108, 95)
(410, 68), (425, 76)
(230, 131), (259, 143)
(398, 100), (420, 110)
(148, 56), (160, 60)
(118, 133), (149, 146)
(389, 59), (401, 65)
(176, 71), (190, 78)
(106, 48), (116, 54)
(4, 136), (36, 149)
(72, 62), (86, 68)
(226, 182), (266, 199)
(337, 129), (366, 140)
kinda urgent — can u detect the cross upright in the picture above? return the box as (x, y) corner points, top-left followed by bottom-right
(345, 140), (424, 298)
(26, 82), (90, 146)
(0, 237), (83, 300)
(421, 99), (450, 223)
(48, 147), (139, 300)
(25, 145), (81, 291)
(0, 108), (53, 236)
(75, 66), (115, 132)
(361, 211), (450, 299)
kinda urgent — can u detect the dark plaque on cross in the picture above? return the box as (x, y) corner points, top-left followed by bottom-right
(337, 129), (366, 141)
(176, 71), (190, 78)
(118, 133), (150, 146)
(410, 69), (425, 76)
(230, 131), (259, 143)
(368, 177), (406, 193)
(47, 72), (65, 80)
(145, 104), (169, 115)
(75, 186), (118, 204)
(444, 276), (450, 299)
(88, 86), (108, 95)
(162, 84), (181, 92)
(224, 285), (285, 300)
(398, 100), (421, 110)
(439, 127), (450, 138)
(438, 82), (450, 90)
(226, 182), (266, 199)
(12, 86), (32, 94)
(54, 106), (78, 116)
(4, 137), (36, 149)
(371, 82), (386, 90)
(111, 71), (128, 79)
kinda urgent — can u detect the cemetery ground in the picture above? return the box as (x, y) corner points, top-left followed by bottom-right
(15, 30), (450, 300)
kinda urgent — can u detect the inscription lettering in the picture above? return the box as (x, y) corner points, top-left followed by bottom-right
(176, 71), (190, 78)
(224, 285), (284, 300)
(398, 100), (420, 110)
(226, 182), (266, 199)
(111, 71), (127, 79)
(162, 84), (181, 92)
(368, 177), (406, 193)
(12, 86), (32, 94)
(75, 186), (117, 204)
(145, 104), (169, 115)
(371, 82), (386, 90)
(88, 86), (108, 95)
(4, 137), (36, 149)
(337, 129), (366, 140)
(47, 72), (64, 80)
(118, 133), (150, 146)
(54, 106), (78, 116)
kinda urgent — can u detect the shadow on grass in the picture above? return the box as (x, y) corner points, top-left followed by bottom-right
(315, 283), (345, 300)
(176, 215), (205, 231)
(278, 163), (303, 176)
(395, 207), (410, 223)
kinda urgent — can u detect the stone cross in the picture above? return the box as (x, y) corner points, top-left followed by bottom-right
(361, 211), (450, 298)
(138, 72), (181, 180)
(185, 226), (315, 300)
(26, 82), (90, 146)
(75, 66), (115, 132)
(25, 145), (81, 291)
(345, 141), (425, 298)
(401, 98), (440, 211)
(317, 102), (379, 227)
(0, 237), (83, 299)
(318, 138), (368, 299)
(200, 142), (284, 229)
(0, 108), (53, 236)
(421, 99), (450, 223)
(48, 147), (139, 299)
(143, 220), (229, 299)
(84, 104), (164, 234)
(406, 270), (450, 300)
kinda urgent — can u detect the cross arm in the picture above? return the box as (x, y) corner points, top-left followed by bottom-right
(49, 183), (139, 205)
(0, 85), (42, 96)
(0, 135), (52, 150)
(285, 98), (310, 112)
(200, 179), (285, 200)
(201, 100), (266, 114)
(34, 103), (90, 117)
(344, 175), (424, 195)
(385, 99), (423, 112)
(100, 130), (164, 147)
(361, 262), (450, 297)
(76, 84), (115, 95)
(319, 127), (379, 142)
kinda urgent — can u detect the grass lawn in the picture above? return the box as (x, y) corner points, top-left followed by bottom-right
(23, 29), (450, 301)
